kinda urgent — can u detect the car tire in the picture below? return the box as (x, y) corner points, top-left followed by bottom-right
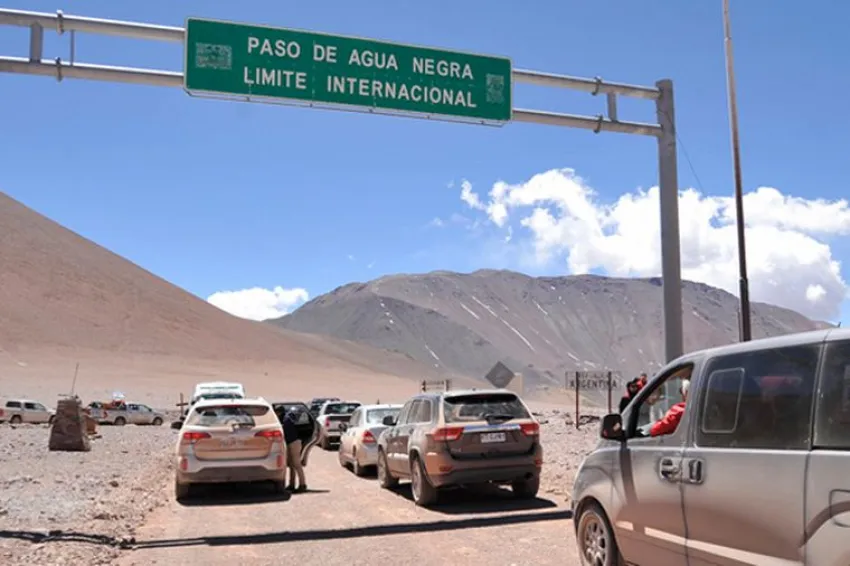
(352, 450), (365, 477)
(576, 501), (623, 566)
(152, 417), (163, 426)
(512, 475), (540, 499)
(114, 417), (126, 426)
(175, 481), (191, 502)
(338, 446), (347, 468)
(410, 455), (438, 507)
(272, 480), (287, 494)
(48, 415), (55, 425)
(320, 436), (330, 450)
(377, 450), (398, 489)
(10, 415), (22, 425)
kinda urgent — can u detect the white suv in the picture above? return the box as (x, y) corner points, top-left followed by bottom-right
(0, 399), (55, 425)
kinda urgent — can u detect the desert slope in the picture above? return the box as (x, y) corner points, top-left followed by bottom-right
(0, 191), (450, 388)
(274, 269), (829, 386)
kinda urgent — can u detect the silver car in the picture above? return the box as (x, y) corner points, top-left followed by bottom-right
(316, 400), (361, 449)
(337, 403), (402, 476)
(173, 397), (287, 501)
(572, 328), (850, 566)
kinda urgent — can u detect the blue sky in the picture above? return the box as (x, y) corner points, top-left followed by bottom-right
(3, 0), (850, 322)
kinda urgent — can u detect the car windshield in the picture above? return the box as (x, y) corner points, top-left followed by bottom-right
(324, 402), (360, 415)
(443, 393), (530, 423)
(366, 408), (400, 425)
(187, 405), (269, 427)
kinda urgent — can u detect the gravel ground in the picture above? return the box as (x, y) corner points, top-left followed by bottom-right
(536, 407), (605, 503)
(0, 405), (604, 565)
(0, 422), (177, 565)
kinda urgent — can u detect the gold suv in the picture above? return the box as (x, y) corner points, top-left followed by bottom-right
(376, 389), (543, 507)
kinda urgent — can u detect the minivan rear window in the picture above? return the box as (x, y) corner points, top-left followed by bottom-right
(443, 393), (530, 423)
(188, 405), (270, 427)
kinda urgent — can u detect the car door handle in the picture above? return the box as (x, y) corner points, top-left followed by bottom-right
(658, 458), (681, 482)
(685, 458), (705, 484)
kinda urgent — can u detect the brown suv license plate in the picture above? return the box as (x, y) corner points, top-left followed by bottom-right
(480, 432), (506, 443)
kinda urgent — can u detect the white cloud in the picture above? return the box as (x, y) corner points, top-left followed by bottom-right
(428, 217), (445, 228)
(347, 254), (356, 261)
(459, 168), (850, 320)
(207, 286), (309, 321)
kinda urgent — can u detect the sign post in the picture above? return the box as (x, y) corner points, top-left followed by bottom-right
(183, 18), (513, 124)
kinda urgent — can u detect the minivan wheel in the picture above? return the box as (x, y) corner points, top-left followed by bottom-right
(377, 450), (398, 489)
(577, 502), (621, 566)
(114, 417), (126, 426)
(410, 456), (438, 507)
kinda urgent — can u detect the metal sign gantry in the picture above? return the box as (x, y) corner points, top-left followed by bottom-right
(0, 7), (685, 362)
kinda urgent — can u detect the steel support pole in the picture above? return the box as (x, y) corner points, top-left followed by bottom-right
(723, 0), (751, 342)
(655, 79), (684, 362)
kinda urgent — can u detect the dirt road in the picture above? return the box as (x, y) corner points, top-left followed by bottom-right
(120, 447), (579, 566)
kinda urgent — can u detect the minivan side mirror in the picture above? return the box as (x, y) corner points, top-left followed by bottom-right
(382, 415), (397, 427)
(600, 413), (625, 441)
(170, 420), (183, 430)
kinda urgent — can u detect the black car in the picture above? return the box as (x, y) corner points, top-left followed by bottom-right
(272, 402), (322, 467)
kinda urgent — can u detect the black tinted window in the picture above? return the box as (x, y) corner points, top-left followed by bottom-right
(443, 393), (529, 423)
(324, 403), (360, 415)
(697, 344), (819, 450)
(6, 401), (21, 408)
(814, 340), (850, 450)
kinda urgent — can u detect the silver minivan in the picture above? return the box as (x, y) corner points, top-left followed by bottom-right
(571, 328), (850, 566)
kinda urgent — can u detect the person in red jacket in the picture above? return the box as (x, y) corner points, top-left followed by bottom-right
(648, 379), (690, 437)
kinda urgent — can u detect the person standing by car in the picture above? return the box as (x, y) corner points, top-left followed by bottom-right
(282, 410), (307, 492)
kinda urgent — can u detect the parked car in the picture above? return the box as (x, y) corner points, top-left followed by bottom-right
(88, 401), (165, 426)
(271, 401), (321, 466)
(0, 399), (55, 425)
(190, 381), (246, 405)
(571, 328), (850, 566)
(338, 403), (402, 476)
(316, 400), (361, 449)
(308, 397), (340, 418)
(172, 397), (287, 501)
(377, 389), (542, 507)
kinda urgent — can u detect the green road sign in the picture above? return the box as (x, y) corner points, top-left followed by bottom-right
(184, 18), (512, 123)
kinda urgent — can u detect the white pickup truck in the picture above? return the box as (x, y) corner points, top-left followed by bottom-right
(88, 402), (165, 426)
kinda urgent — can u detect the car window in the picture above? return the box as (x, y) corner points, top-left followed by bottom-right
(187, 404), (272, 427)
(411, 400), (433, 423)
(34, 403), (47, 411)
(628, 364), (693, 436)
(23, 402), (37, 410)
(324, 402), (360, 415)
(367, 407), (400, 425)
(814, 340), (850, 450)
(5, 401), (21, 408)
(397, 401), (416, 425)
(349, 408), (362, 427)
(696, 344), (820, 450)
(443, 392), (530, 423)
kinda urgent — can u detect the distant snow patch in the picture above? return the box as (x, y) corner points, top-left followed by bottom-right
(471, 295), (498, 317)
(533, 300), (549, 316)
(567, 352), (580, 362)
(500, 318), (536, 352)
(459, 302), (481, 320)
(425, 344), (440, 361)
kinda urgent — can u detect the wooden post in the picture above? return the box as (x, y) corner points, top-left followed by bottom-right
(575, 371), (581, 429)
(607, 371), (613, 414)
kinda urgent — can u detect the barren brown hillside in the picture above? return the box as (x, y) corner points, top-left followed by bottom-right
(0, 191), (453, 389)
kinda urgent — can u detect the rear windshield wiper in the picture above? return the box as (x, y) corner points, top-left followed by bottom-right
(483, 413), (515, 424)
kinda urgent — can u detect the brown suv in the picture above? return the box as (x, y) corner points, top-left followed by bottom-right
(376, 389), (543, 507)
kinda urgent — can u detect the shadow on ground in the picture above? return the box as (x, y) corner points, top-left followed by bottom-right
(128, 508), (573, 550)
(177, 481), (328, 507)
(385, 482), (558, 515)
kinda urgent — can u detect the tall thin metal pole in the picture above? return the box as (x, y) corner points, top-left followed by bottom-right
(723, 0), (752, 342)
(655, 79), (684, 362)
